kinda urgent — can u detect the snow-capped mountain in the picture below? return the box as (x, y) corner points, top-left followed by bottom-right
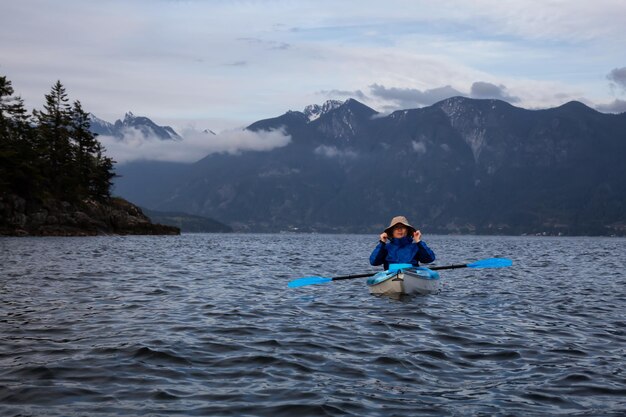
(250, 98), (378, 143)
(89, 112), (182, 141)
(303, 100), (344, 121)
(88, 114), (116, 137)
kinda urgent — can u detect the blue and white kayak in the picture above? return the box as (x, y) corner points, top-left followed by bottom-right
(366, 266), (441, 296)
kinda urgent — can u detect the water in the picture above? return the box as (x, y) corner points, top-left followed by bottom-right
(1, 234), (625, 416)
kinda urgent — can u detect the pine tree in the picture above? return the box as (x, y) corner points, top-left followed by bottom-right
(70, 100), (96, 198)
(33, 81), (75, 199)
(0, 76), (36, 195)
(2, 75), (117, 203)
(92, 143), (116, 200)
(69, 101), (116, 200)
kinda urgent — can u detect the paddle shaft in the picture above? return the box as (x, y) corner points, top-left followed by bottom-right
(331, 263), (467, 281)
(430, 263), (467, 271)
(332, 272), (378, 281)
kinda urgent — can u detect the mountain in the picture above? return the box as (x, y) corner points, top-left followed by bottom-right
(141, 208), (233, 233)
(112, 98), (626, 236)
(89, 112), (182, 140)
(303, 99), (343, 121)
(88, 114), (117, 136)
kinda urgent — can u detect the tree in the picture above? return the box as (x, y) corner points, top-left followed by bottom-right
(69, 100), (116, 200)
(33, 81), (75, 198)
(0, 76), (36, 195)
(91, 143), (116, 200)
(2, 75), (117, 202)
(70, 100), (97, 197)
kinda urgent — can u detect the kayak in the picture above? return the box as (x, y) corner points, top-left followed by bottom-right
(366, 266), (441, 296)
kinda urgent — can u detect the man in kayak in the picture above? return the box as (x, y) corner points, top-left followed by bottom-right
(369, 216), (436, 270)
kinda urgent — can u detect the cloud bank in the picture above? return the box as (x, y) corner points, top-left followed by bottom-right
(595, 99), (626, 114)
(367, 81), (521, 111)
(2, 0), (624, 128)
(99, 128), (291, 164)
(319, 89), (368, 101)
(607, 67), (626, 93)
(369, 84), (464, 108)
(470, 82), (520, 102)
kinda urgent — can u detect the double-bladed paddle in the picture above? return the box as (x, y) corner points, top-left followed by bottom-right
(287, 257), (512, 288)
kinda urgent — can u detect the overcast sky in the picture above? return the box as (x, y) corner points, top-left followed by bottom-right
(2, 0), (625, 137)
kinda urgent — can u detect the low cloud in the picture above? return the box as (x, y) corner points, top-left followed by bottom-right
(470, 81), (520, 103)
(314, 145), (357, 158)
(607, 67), (626, 93)
(595, 99), (626, 114)
(319, 89), (368, 100)
(369, 81), (521, 110)
(369, 84), (463, 108)
(99, 127), (291, 164)
(411, 141), (426, 154)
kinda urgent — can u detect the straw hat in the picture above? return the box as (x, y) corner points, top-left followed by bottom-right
(383, 215), (416, 236)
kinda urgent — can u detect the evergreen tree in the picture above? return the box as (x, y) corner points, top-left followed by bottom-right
(92, 143), (116, 200)
(70, 100), (96, 197)
(69, 101), (116, 200)
(2, 75), (116, 202)
(0, 76), (36, 195)
(33, 81), (75, 199)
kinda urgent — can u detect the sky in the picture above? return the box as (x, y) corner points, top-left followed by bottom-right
(1, 0), (625, 162)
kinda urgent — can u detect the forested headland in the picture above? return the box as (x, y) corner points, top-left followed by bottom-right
(0, 75), (178, 236)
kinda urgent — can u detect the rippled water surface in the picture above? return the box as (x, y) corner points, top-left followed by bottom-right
(1, 234), (625, 416)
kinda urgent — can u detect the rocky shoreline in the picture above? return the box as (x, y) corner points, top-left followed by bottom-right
(0, 194), (179, 236)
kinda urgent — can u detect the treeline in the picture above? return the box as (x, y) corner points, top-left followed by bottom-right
(0, 75), (114, 202)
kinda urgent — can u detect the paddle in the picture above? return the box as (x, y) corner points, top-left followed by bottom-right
(287, 257), (512, 288)
(430, 257), (512, 271)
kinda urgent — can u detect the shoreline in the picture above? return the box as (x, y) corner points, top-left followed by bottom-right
(0, 194), (179, 237)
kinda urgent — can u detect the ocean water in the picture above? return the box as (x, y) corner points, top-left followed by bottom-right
(1, 234), (625, 416)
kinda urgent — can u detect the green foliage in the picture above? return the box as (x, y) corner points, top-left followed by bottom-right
(0, 75), (116, 201)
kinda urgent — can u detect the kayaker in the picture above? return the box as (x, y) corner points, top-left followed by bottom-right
(369, 215), (436, 270)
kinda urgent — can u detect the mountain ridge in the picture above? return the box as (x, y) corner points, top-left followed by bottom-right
(112, 97), (626, 236)
(89, 112), (182, 140)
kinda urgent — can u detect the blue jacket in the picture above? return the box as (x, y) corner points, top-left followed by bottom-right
(369, 236), (436, 270)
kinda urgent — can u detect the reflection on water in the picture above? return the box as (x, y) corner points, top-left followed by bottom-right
(1, 234), (625, 416)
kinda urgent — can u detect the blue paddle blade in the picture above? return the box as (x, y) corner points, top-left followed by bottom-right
(467, 258), (512, 269)
(288, 276), (332, 288)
